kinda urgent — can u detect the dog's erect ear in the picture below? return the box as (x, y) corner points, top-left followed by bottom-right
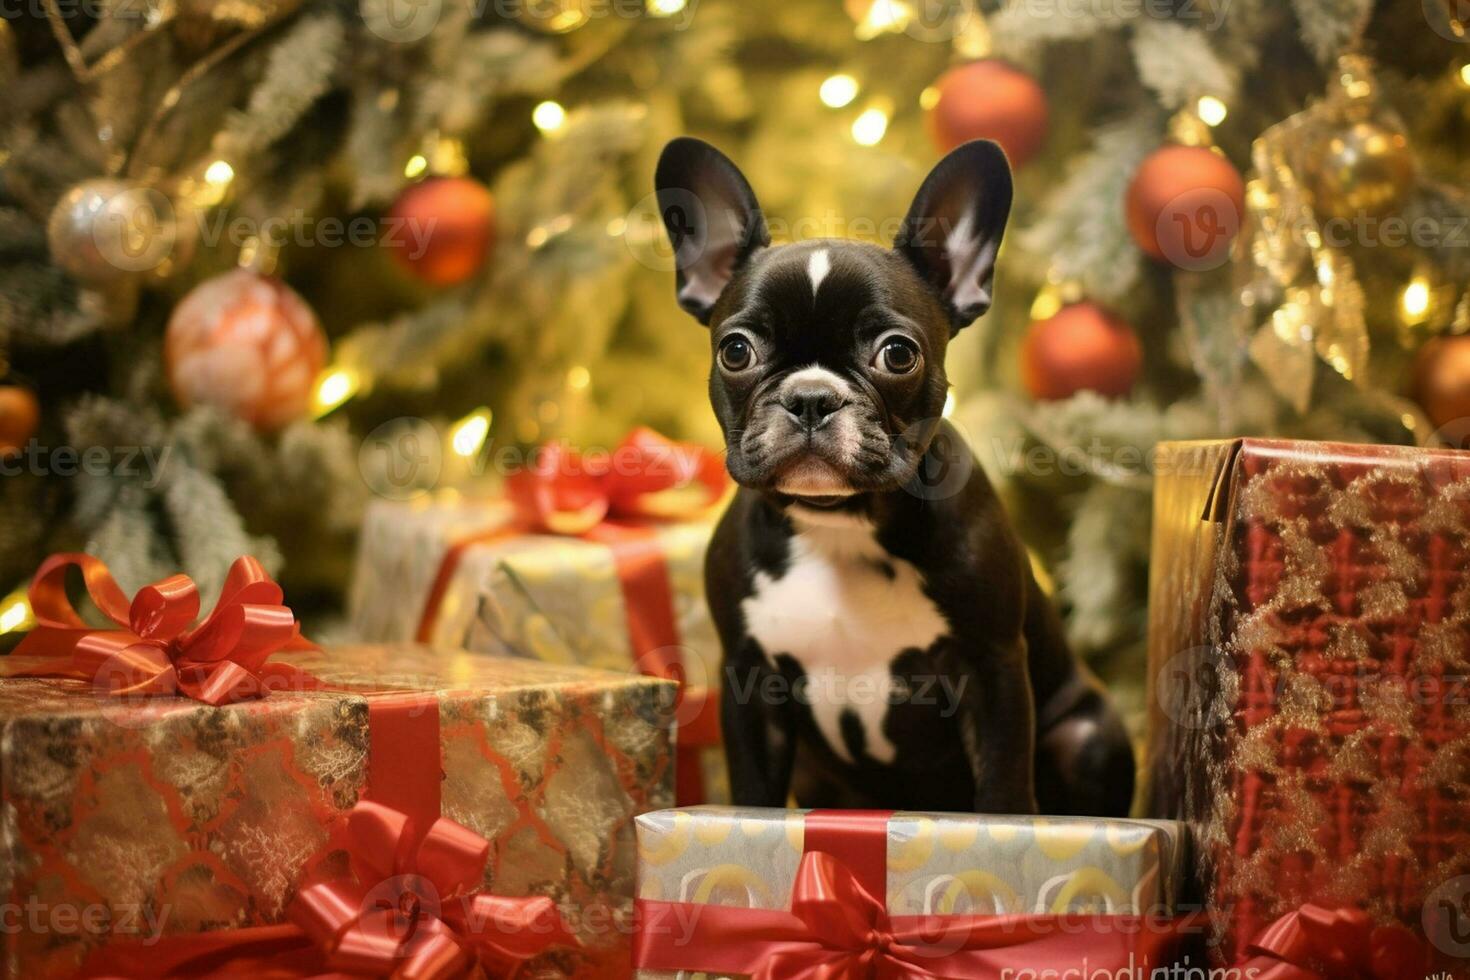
(893, 139), (1013, 330)
(655, 137), (769, 324)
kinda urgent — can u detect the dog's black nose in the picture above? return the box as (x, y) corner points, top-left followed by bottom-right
(782, 383), (844, 429)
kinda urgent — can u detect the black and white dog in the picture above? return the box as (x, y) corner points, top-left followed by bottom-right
(654, 137), (1134, 816)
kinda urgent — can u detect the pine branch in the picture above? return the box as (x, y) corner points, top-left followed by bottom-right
(1290, 0), (1372, 61)
(216, 14), (347, 162)
(991, 0), (1139, 59)
(344, 83), (413, 210)
(1130, 18), (1235, 108)
(163, 461), (282, 600)
(84, 484), (174, 596)
(0, 207), (44, 257)
(1017, 112), (1160, 302)
(417, 30), (563, 136)
(1059, 482), (1150, 653)
(0, 265), (102, 347)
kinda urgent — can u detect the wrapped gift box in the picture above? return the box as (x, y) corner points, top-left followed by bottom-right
(633, 806), (1195, 978)
(1146, 438), (1470, 971)
(348, 494), (725, 804)
(0, 642), (675, 979)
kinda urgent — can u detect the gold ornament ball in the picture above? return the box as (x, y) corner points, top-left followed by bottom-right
(1021, 302), (1142, 401)
(0, 386), (39, 458)
(47, 179), (186, 284)
(1413, 335), (1470, 433)
(1306, 120), (1416, 221)
(927, 60), (1049, 168)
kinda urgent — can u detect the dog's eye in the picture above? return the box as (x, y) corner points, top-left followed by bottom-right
(874, 338), (920, 374)
(719, 335), (755, 372)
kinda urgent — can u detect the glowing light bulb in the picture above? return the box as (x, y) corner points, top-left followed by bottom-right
(450, 409), (492, 458)
(532, 101), (567, 134)
(567, 365), (591, 390)
(0, 594), (32, 634)
(1197, 96), (1228, 127)
(647, 0), (686, 15)
(820, 74), (860, 109)
(851, 108), (888, 146)
(312, 369), (359, 417)
(1401, 278), (1431, 321)
(404, 154), (429, 179)
(204, 160), (235, 186)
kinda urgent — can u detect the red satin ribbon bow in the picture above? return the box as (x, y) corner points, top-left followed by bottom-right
(1240, 905), (1429, 980)
(291, 800), (577, 980)
(505, 427), (727, 535)
(7, 552), (312, 705)
(729, 848), (1005, 980)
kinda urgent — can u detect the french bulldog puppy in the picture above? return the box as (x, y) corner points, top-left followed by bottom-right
(654, 137), (1134, 815)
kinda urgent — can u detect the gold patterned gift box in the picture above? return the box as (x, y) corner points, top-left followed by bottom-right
(0, 643), (675, 979)
(632, 806), (1193, 979)
(348, 494), (726, 804)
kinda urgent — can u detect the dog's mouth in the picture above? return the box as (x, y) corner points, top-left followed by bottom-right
(774, 457), (857, 504)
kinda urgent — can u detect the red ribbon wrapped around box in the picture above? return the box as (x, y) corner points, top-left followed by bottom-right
(1, 552), (316, 703)
(417, 427), (727, 806)
(633, 810), (1200, 979)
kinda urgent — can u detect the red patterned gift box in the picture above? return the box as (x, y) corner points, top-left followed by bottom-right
(1, 631), (675, 978)
(1146, 438), (1470, 976)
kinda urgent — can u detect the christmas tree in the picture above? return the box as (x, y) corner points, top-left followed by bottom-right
(2, 0), (1467, 735)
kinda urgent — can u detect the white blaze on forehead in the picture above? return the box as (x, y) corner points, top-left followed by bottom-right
(807, 248), (831, 297)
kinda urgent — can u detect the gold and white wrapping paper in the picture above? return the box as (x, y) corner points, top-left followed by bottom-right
(348, 495), (727, 800)
(633, 806), (1189, 979)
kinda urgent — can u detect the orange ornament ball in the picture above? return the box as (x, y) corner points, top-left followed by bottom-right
(386, 177), (496, 286)
(1125, 144), (1244, 270)
(1021, 302), (1142, 401)
(1413, 335), (1470, 434)
(927, 60), (1049, 168)
(0, 386), (39, 457)
(165, 269), (327, 431)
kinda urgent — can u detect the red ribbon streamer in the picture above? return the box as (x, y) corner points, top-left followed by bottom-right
(634, 809), (1199, 979)
(2, 552), (315, 705)
(415, 427), (727, 806)
(1237, 904), (1430, 980)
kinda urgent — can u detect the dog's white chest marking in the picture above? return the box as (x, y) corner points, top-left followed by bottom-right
(740, 516), (950, 763)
